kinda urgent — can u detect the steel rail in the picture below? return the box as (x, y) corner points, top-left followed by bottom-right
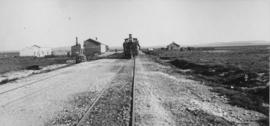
(0, 64), (73, 95)
(76, 54), (136, 126)
(130, 57), (136, 126)
(130, 53), (136, 126)
(76, 83), (109, 126)
(76, 66), (125, 126)
(0, 73), (61, 95)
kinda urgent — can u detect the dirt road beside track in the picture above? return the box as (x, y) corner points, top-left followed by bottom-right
(0, 59), (129, 126)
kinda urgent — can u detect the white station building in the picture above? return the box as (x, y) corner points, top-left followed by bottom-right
(20, 45), (52, 57)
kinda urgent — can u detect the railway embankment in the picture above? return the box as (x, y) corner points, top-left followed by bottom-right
(135, 54), (267, 126)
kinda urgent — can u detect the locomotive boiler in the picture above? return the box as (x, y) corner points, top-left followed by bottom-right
(123, 34), (140, 59)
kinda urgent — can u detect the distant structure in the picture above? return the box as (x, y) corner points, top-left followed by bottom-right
(71, 37), (82, 57)
(83, 37), (108, 57)
(167, 42), (180, 50)
(20, 45), (52, 57)
(0, 51), (19, 58)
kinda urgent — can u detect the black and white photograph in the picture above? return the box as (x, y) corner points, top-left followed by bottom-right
(0, 0), (269, 125)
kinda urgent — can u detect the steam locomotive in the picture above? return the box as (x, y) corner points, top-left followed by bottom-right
(123, 34), (140, 59)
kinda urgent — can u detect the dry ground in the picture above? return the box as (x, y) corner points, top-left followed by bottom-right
(0, 59), (128, 126)
(134, 54), (267, 126)
(0, 53), (267, 126)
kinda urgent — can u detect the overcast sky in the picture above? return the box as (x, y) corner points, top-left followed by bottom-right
(0, 0), (269, 51)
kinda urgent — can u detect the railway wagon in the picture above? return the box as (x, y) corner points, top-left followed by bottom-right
(123, 34), (140, 59)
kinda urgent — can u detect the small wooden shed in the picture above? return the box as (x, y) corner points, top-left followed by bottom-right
(83, 38), (108, 57)
(167, 42), (180, 50)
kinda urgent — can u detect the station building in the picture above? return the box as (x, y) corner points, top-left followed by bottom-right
(167, 42), (180, 50)
(20, 45), (52, 57)
(83, 38), (108, 57)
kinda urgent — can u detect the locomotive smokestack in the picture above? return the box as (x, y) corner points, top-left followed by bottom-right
(95, 37), (98, 40)
(129, 34), (132, 39)
(76, 37), (78, 45)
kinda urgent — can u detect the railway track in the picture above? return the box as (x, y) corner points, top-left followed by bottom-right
(0, 74), (61, 95)
(0, 64), (73, 95)
(0, 72), (74, 107)
(130, 55), (136, 126)
(76, 57), (136, 126)
(0, 55), (137, 125)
